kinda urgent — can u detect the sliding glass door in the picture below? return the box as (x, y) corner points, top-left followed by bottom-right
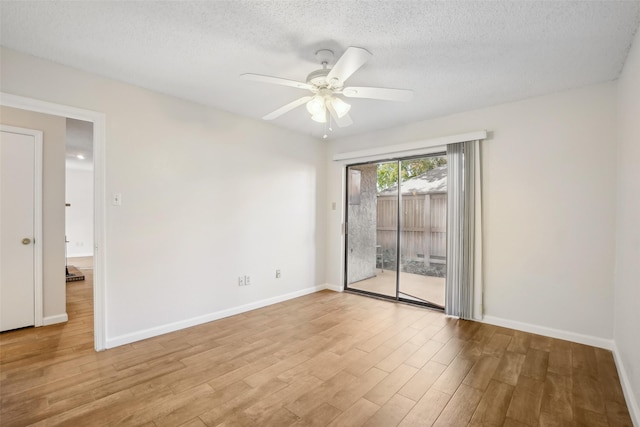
(345, 162), (397, 297)
(344, 155), (447, 309)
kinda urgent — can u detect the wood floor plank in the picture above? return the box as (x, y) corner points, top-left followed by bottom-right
(398, 387), (451, 427)
(343, 344), (396, 377)
(572, 343), (599, 376)
(573, 367), (606, 415)
(404, 339), (444, 369)
(117, 383), (215, 426)
(363, 394), (415, 427)
(197, 378), (289, 426)
(605, 399), (634, 427)
(469, 379), (514, 426)
(285, 371), (359, 417)
(328, 367), (387, 411)
(397, 360), (447, 402)
(0, 273), (632, 427)
(540, 371), (573, 422)
(507, 331), (531, 355)
(494, 351), (526, 386)
(431, 355), (475, 395)
(408, 324), (443, 346)
(430, 338), (466, 365)
(573, 407), (609, 426)
(463, 355), (501, 391)
(506, 375), (545, 426)
(243, 374), (322, 423)
(326, 397), (379, 427)
(433, 383), (483, 426)
(482, 333), (512, 358)
(547, 347), (572, 376)
(364, 363), (418, 406)
(520, 347), (549, 381)
(375, 342), (421, 373)
(289, 402), (342, 427)
(153, 381), (252, 427)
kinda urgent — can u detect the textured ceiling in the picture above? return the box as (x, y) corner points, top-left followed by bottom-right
(1, 1), (639, 140)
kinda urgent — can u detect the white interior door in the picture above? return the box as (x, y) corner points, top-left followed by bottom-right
(0, 126), (43, 332)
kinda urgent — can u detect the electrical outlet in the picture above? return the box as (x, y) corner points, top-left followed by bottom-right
(276, 269), (281, 278)
(245, 275), (251, 286)
(238, 276), (245, 286)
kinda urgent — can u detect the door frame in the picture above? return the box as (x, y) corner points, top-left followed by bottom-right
(1, 92), (107, 351)
(343, 155), (446, 311)
(1, 124), (44, 327)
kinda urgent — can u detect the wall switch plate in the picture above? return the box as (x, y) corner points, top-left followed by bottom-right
(112, 193), (122, 206)
(276, 269), (281, 278)
(238, 276), (245, 286)
(245, 275), (251, 285)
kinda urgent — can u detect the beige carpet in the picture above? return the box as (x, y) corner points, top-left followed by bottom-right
(348, 269), (445, 307)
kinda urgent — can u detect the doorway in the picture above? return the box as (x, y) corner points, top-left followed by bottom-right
(0, 92), (106, 350)
(65, 118), (94, 282)
(344, 154), (447, 309)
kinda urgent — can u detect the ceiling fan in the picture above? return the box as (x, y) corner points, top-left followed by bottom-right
(241, 47), (413, 129)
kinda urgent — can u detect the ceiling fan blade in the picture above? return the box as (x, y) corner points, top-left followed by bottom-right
(326, 47), (372, 85)
(327, 102), (354, 128)
(263, 96), (313, 120)
(241, 73), (313, 90)
(342, 86), (414, 102)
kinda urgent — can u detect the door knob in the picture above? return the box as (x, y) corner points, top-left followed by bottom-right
(22, 238), (31, 245)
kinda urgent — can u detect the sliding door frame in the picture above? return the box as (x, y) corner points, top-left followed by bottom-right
(343, 152), (446, 311)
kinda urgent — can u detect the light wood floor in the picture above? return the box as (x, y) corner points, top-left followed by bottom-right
(0, 269), (632, 426)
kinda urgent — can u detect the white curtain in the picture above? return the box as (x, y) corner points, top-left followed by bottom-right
(446, 140), (483, 320)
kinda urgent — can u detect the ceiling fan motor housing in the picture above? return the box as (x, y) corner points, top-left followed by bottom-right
(307, 49), (342, 90)
(306, 68), (331, 88)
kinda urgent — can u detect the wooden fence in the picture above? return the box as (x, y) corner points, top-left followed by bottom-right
(377, 193), (446, 264)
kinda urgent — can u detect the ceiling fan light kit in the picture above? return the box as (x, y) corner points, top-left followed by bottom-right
(330, 97), (351, 117)
(306, 94), (326, 116)
(241, 46), (414, 135)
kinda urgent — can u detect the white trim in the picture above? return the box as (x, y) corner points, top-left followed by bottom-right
(34, 130), (43, 327)
(482, 315), (614, 350)
(106, 285), (326, 348)
(0, 125), (44, 327)
(332, 130), (487, 163)
(67, 252), (95, 258)
(43, 313), (68, 326)
(612, 342), (640, 427)
(324, 283), (343, 292)
(1, 92), (107, 351)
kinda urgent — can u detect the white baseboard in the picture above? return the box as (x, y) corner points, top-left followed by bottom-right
(612, 342), (640, 427)
(43, 313), (68, 326)
(324, 283), (343, 292)
(482, 315), (614, 350)
(105, 285), (327, 349)
(67, 252), (94, 259)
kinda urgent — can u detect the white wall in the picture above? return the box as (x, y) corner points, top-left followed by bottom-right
(615, 28), (640, 423)
(65, 167), (94, 257)
(0, 47), (327, 346)
(327, 83), (617, 342)
(0, 106), (67, 324)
